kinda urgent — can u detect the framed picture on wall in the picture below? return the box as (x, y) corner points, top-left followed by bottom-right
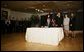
(1, 10), (8, 20)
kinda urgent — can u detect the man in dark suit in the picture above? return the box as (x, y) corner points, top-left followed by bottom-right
(56, 12), (63, 27)
(69, 13), (76, 38)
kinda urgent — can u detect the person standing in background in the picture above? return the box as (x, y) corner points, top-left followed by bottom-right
(63, 14), (70, 37)
(5, 19), (11, 33)
(47, 14), (51, 27)
(56, 12), (63, 27)
(50, 9), (57, 27)
(69, 13), (76, 38)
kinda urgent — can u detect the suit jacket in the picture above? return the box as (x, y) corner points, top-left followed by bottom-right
(55, 16), (63, 27)
(69, 16), (76, 30)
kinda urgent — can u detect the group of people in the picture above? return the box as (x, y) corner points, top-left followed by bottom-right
(45, 12), (76, 38)
(1, 19), (31, 34)
(30, 12), (76, 38)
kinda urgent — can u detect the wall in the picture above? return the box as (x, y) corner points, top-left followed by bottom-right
(10, 11), (49, 21)
(1, 8), (49, 21)
(10, 11), (33, 21)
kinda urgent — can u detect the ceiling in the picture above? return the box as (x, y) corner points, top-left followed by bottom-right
(1, 1), (83, 13)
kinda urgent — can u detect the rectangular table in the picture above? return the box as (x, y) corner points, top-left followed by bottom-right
(25, 28), (64, 46)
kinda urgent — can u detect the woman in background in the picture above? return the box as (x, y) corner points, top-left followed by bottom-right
(47, 15), (51, 27)
(63, 14), (70, 37)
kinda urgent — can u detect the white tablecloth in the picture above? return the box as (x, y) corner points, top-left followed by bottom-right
(25, 28), (64, 46)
